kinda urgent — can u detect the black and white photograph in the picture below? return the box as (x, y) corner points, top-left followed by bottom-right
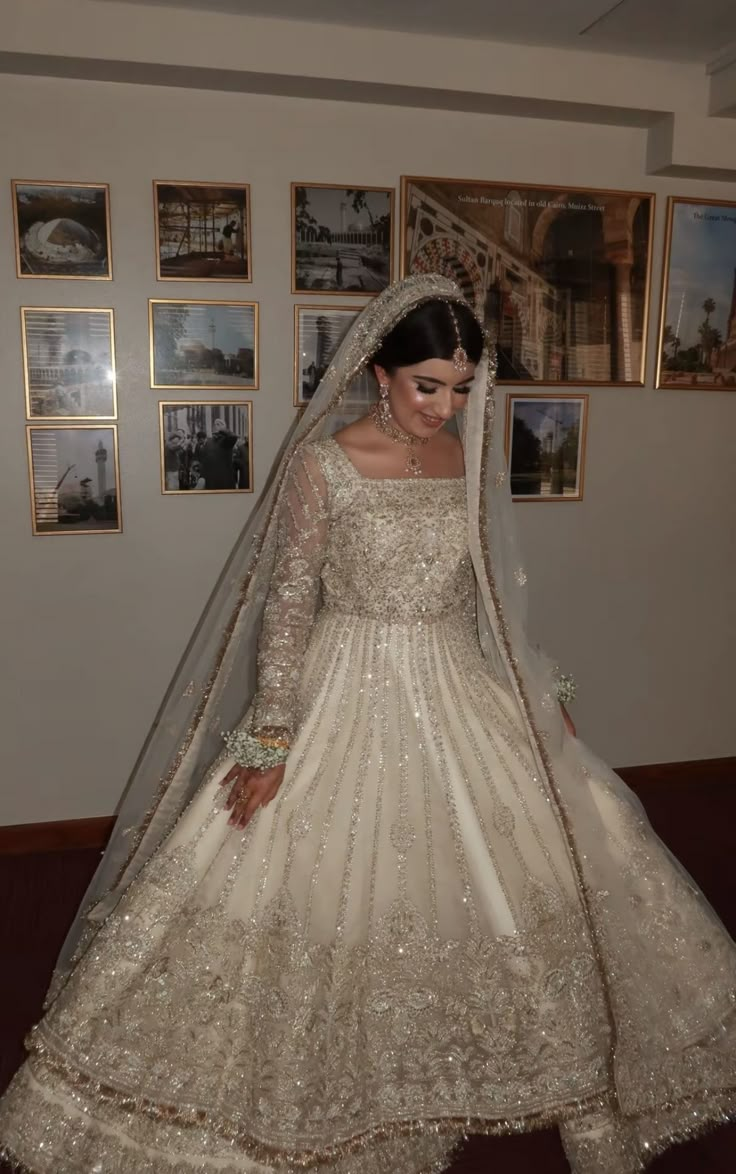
(26, 425), (121, 535)
(21, 307), (117, 420)
(402, 176), (653, 384)
(12, 181), (112, 279)
(293, 305), (360, 405)
(292, 184), (393, 296)
(505, 393), (588, 501)
(149, 299), (258, 390)
(154, 182), (251, 282)
(160, 402), (252, 494)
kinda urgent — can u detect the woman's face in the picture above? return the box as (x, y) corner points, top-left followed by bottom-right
(374, 358), (475, 439)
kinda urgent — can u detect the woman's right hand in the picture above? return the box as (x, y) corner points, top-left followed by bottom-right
(220, 762), (286, 829)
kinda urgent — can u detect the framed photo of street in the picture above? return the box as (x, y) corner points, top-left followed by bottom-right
(401, 176), (654, 385)
(21, 307), (117, 420)
(656, 197), (736, 391)
(154, 182), (252, 282)
(292, 184), (394, 295)
(159, 401), (253, 494)
(12, 180), (112, 279)
(293, 304), (360, 405)
(149, 299), (259, 390)
(505, 393), (588, 502)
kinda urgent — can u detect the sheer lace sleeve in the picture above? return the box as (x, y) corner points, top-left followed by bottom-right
(250, 445), (329, 744)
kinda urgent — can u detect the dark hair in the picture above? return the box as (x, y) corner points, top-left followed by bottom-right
(370, 298), (484, 373)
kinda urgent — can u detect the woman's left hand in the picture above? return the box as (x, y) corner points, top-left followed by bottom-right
(560, 703), (576, 738)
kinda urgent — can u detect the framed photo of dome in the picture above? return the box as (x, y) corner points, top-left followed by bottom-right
(21, 307), (117, 420)
(12, 181), (112, 280)
(292, 184), (394, 296)
(149, 299), (259, 390)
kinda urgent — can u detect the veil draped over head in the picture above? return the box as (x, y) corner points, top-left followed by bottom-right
(47, 277), (736, 1161)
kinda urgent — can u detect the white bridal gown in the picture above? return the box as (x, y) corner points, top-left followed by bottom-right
(1, 436), (734, 1174)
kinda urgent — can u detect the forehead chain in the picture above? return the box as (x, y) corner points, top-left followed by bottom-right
(447, 304), (469, 372)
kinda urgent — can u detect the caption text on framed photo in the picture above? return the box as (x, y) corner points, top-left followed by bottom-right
(153, 181), (252, 283)
(401, 176), (654, 386)
(26, 424), (122, 536)
(656, 196), (736, 392)
(149, 299), (259, 390)
(505, 393), (589, 502)
(292, 184), (394, 297)
(21, 307), (117, 421)
(12, 180), (112, 280)
(159, 401), (253, 494)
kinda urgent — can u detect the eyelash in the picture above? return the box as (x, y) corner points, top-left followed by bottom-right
(416, 384), (471, 396)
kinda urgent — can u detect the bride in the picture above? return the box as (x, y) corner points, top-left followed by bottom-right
(1, 275), (734, 1173)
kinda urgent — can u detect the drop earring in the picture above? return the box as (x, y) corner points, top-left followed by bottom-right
(379, 382), (391, 422)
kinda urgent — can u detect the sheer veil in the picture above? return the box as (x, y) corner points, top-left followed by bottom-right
(42, 274), (736, 1160)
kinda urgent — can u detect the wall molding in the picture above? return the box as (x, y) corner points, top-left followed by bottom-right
(0, 757), (733, 856)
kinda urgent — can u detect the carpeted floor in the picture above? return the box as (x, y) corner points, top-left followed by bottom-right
(1, 775), (735, 1171)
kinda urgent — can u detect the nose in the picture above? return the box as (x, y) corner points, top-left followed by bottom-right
(434, 388), (455, 418)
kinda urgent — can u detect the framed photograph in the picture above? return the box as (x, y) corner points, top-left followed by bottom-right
(293, 305), (360, 405)
(160, 402), (253, 494)
(401, 176), (654, 385)
(21, 307), (117, 420)
(26, 425), (121, 535)
(505, 394), (588, 502)
(149, 299), (258, 390)
(12, 181), (112, 279)
(656, 197), (736, 391)
(292, 183), (394, 295)
(153, 181), (251, 281)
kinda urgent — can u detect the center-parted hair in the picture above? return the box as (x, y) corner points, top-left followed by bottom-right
(369, 298), (484, 373)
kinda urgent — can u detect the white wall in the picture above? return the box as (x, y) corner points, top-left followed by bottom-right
(1, 71), (734, 826)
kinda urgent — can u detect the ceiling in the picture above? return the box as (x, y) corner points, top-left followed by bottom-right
(99, 0), (736, 64)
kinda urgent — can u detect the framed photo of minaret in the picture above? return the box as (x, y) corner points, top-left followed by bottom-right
(291, 184), (394, 295)
(656, 196), (736, 391)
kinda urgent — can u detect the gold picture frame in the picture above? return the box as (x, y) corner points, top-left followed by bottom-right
(504, 392), (589, 502)
(21, 306), (117, 421)
(293, 303), (361, 406)
(291, 183), (394, 296)
(159, 401), (253, 494)
(12, 180), (112, 280)
(26, 424), (122, 535)
(400, 175), (654, 386)
(153, 181), (252, 282)
(656, 196), (736, 391)
(149, 299), (259, 390)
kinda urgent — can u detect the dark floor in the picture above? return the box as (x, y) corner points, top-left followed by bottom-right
(1, 778), (735, 1171)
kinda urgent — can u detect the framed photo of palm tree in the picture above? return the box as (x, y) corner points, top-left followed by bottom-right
(657, 197), (736, 391)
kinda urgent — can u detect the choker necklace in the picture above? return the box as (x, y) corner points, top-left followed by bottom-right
(369, 401), (429, 477)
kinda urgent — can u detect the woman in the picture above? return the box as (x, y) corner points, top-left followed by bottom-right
(1, 275), (734, 1173)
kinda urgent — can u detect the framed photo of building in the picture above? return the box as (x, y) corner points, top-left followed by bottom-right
(149, 299), (258, 390)
(153, 181), (251, 281)
(21, 307), (117, 420)
(401, 176), (654, 385)
(292, 184), (394, 295)
(656, 197), (736, 390)
(159, 401), (253, 493)
(12, 180), (112, 279)
(26, 424), (121, 535)
(293, 305), (360, 405)
(505, 393), (588, 501)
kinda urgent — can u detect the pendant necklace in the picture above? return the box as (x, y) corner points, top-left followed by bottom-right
(369, 400), (429, 477)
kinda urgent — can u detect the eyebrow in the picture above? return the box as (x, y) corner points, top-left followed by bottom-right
(415, 375), (473, 388)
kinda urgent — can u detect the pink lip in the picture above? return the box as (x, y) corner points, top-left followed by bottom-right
(420, 413), (444, 428)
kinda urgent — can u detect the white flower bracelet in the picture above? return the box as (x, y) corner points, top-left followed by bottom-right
(554, 674), (577, 706)
(223, 729), (290, 770)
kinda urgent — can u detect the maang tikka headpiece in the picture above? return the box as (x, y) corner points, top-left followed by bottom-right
(448, 304), (469, 372)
